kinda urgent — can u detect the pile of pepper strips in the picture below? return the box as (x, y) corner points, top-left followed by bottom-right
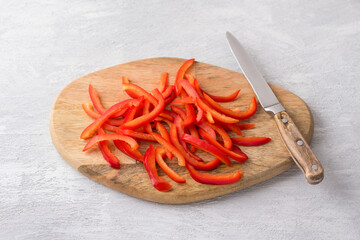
(80, 59), (271, 191)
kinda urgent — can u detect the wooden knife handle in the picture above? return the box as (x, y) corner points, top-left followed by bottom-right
(274, 111), (324, 184)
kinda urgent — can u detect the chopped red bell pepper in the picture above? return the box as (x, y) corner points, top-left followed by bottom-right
(186, 163), (242, 185)
(150, 132), (186, 166)
(121, 89), (164, 130)
(202, 121), (232, 149)
(203, 93), (257, 120)
(205, 111), (215, 124)
(196, 98), (239, 124)
(142, 100), (153, 133)
(155, 121), (173, 160)
(187, 125), (199, 152)
(82, 103), (124, 126)
(155, 147), (186, 183)
(179, 79), (204, 122)
(162, 85), (174, 99)
(80, 99), (139, 139)
(160, 73), (168, 93)
(238, 123), (256, 130)
(170, 106), (186, 120)
(122, 76), (129, 84)
(120, 129), (156, 142)
(164, 92), (176, 106)
(204, 89), (240, 102)
(182, 104), (196, 127)
(181, 134), (231, 166)
(231, 137), (271, 146)
(169, 124), (220, 171)
(114, 140), (144, 162)
(143, 145), (172, 191)
(198, 129), (248, 162)
(193, 78), (204, 98)
(122, 83), (158, 105)
(88, 84), (128, 118)
(83, 133), (139, 152)
(196, 121), (216, 139)
(175, 59), (195, 95)
(171, 97), (195, 105)
(97, 128), (120, 169)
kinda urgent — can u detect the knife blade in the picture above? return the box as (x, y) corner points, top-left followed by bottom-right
(226, 31), (324, 184)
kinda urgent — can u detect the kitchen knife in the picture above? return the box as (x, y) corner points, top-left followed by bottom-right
(226, 32), (324, 184)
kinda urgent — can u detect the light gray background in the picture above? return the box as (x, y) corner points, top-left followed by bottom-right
(1, 0), (359, 239)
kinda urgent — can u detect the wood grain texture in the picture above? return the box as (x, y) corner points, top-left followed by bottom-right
(50, 57), (314, 204)
(274, 112), (324, 184)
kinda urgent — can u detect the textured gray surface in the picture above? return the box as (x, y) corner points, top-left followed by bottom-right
(1, 0), (360, 239)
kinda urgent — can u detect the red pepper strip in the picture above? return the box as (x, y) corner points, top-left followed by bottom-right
(185, 73), (195, 86)
(122, 83), (158, 105)
(121, 89), (165, 130)
(203, 93), (257, 120)
(239, 124), (256, 130)
(179, 79), (204, 122)
(170, 106), (186, 120)
(150, 132), (186, 166)
(120, 129), (156, 142)
(205, 111), (215, 124)
(196, 122), (216, 139)
(82, 103), (124, 126)
(89, 84), (128, 118)
(83, 133), (139, 152)
(187, 125), (199, 152)
(227, 123), (243, 136)
(122, 76), (129, 84)
(142, 100), (153, 133)
(155, 122), (173, 160)
(198, 129), (248, 162)
(162, 85), (174, 99)
(114, 140), (144, 162)
(175, 58), (195, 95)
(173, 116), (202, 162)
(183, 104), (196, 127)
(159, 110), (175, 122)
(231, 137), (271, 146)
(170, 124), (220, 171)
(155, 147), (186, 183)
(97, 128), (120, 169)
(103, 124), (120, 132)
(171, 97), (195, 105)
(143, 145), (172, 192)
(80, 99), (139, 139)
(186, 163), (242, 185)
(196, 98), (239, 124)
(165, 92), (176, 106)
(193, 79), (204, 98)
(160, 72), (168, 92)
(88, 84), (107, 114)
(182, 134), (231, 166)
(154, 116), (173, 128)
(204, 89), (240, 102)
(122, 106), (136, 124)
(229, 144), (248, 163)
(202, 121), (232, 149)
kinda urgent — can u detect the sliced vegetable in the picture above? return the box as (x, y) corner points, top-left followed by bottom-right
(186, 164), (242, 185)
(160, 73), (168, 93)
(231, 137), (271, 146)
(205, 89), (240, 102)
(175, 58), (195, 95)
(97, 128), (120, 169)
(143, 145), (172, 191)
(155, 147), (186, 183)
(181, 134), (231, 166)
(83, 133), (139, 152)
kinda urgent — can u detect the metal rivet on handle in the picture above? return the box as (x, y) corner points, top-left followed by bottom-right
(297, 140), (304, 146)
(312, 164), (318, 170)
(282, 118), (288, 124)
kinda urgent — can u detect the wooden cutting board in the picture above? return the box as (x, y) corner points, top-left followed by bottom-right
(50, 57), (313, 204)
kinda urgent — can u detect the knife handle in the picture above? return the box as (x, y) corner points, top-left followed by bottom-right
(274, 111), (324, 184)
